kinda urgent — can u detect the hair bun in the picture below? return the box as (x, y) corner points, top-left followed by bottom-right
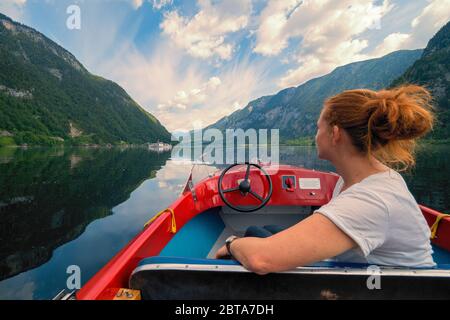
(367, 85), (434, 144)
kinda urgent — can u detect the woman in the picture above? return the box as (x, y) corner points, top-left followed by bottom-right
(215, 85), (436, 274)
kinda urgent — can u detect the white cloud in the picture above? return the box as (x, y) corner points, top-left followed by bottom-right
(151, 0), (173, 10)
(154, 56), (269, 131)
(253, 0), (303, 56)
(54, 0), (264, 132)
(95, 37), (269, 131)
(372, 32), (411, 57)
(160, 0), (251, 61)
(130, 0), (173, 10)
(27, 0), (447, 134)
(372, 0), (450, 57)
(270, 0), (449, 89)
(409, 0), (450, 47)
(280, 38), (370, 88)
(157, 76), (222, 111)
(0, 0), (27, 21)
(97, 40), (204, 113)
(253, 0), (393, 88)
(411, 0), (450, 34)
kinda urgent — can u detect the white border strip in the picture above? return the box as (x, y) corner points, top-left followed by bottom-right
(132, 263), (450, 278)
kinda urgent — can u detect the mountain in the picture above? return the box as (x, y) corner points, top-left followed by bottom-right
(0, 13), (171, 146)
(205, 49), (423, 143)
(392, 21), (450, 140)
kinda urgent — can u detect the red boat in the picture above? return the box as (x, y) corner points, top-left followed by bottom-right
(60, 163), (450, 300)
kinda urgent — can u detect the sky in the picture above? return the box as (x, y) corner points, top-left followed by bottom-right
(1, 0), (449, 132)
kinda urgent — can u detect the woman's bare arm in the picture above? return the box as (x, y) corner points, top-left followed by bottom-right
(215, 213), (357, 275)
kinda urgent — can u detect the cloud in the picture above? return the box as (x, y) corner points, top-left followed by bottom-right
(151, 0), (173, 10)
(411, 0), (450, 42)
(372, 32), (411, 57)
(50, 0), (260, 132)
(130, 0), (173, 10)
(372, 0), (450, 57)
(253, 0), (393, 88)
(157, 76), (222, 111)
(160, 0), (251, 61)
(153, 54), (269, 131)
(20, 0), (447, 134)
(95, 36), (269, 131)
(279, 38), (370, 88)
(97, 40), (204, 113)
(253, 0), (303, 56)
(271, 0), (449, 89)
(0, 0), (27, 21)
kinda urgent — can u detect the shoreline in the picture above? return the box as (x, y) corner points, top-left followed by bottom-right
(1, 134), (449, 149)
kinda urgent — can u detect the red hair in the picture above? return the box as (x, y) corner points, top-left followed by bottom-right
(323, 85), (435, 171)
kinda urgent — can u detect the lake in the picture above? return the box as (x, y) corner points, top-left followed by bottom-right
(0, 145), (448, 299)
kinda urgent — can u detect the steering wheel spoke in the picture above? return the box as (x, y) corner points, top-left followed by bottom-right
(223, 187), (240, 193)
(244, 163), (251, 181)
(249, 190), (264, 202)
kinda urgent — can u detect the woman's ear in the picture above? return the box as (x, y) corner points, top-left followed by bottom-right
(331, 125), (340, 146)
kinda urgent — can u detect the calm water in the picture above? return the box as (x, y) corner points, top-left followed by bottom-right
(0, 145), (448, 299)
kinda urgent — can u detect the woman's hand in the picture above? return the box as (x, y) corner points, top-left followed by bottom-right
(214, 244), (230, 259)
(212, 214), (356, 275)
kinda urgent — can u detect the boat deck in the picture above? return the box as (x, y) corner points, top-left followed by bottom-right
(158, 206), (311, 259)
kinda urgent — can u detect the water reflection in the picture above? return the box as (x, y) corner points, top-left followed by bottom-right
(0, 147), (194, 299)
(0, 144), (448, 299)
(278, 146), (335, 172)
(401, 144), (450, 213)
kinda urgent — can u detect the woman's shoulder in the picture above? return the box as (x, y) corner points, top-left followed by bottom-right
(332, 168), (407, 199)
(360, 168), (405, 188)
(355, 169), (414, 205)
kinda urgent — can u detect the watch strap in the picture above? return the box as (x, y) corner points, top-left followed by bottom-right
(226, 236), (238, 257)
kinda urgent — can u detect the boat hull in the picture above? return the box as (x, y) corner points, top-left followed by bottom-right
(130, 260), (450, 300)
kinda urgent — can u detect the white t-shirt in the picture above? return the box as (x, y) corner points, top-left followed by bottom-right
(315, 168), (436, 268)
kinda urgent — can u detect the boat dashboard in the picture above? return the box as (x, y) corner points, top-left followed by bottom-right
(188, 164), (340, 211)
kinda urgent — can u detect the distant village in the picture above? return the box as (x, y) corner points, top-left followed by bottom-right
(146, 141), (173, 152)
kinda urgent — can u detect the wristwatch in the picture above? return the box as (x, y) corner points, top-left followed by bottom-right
(225, 235), (239, 257)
